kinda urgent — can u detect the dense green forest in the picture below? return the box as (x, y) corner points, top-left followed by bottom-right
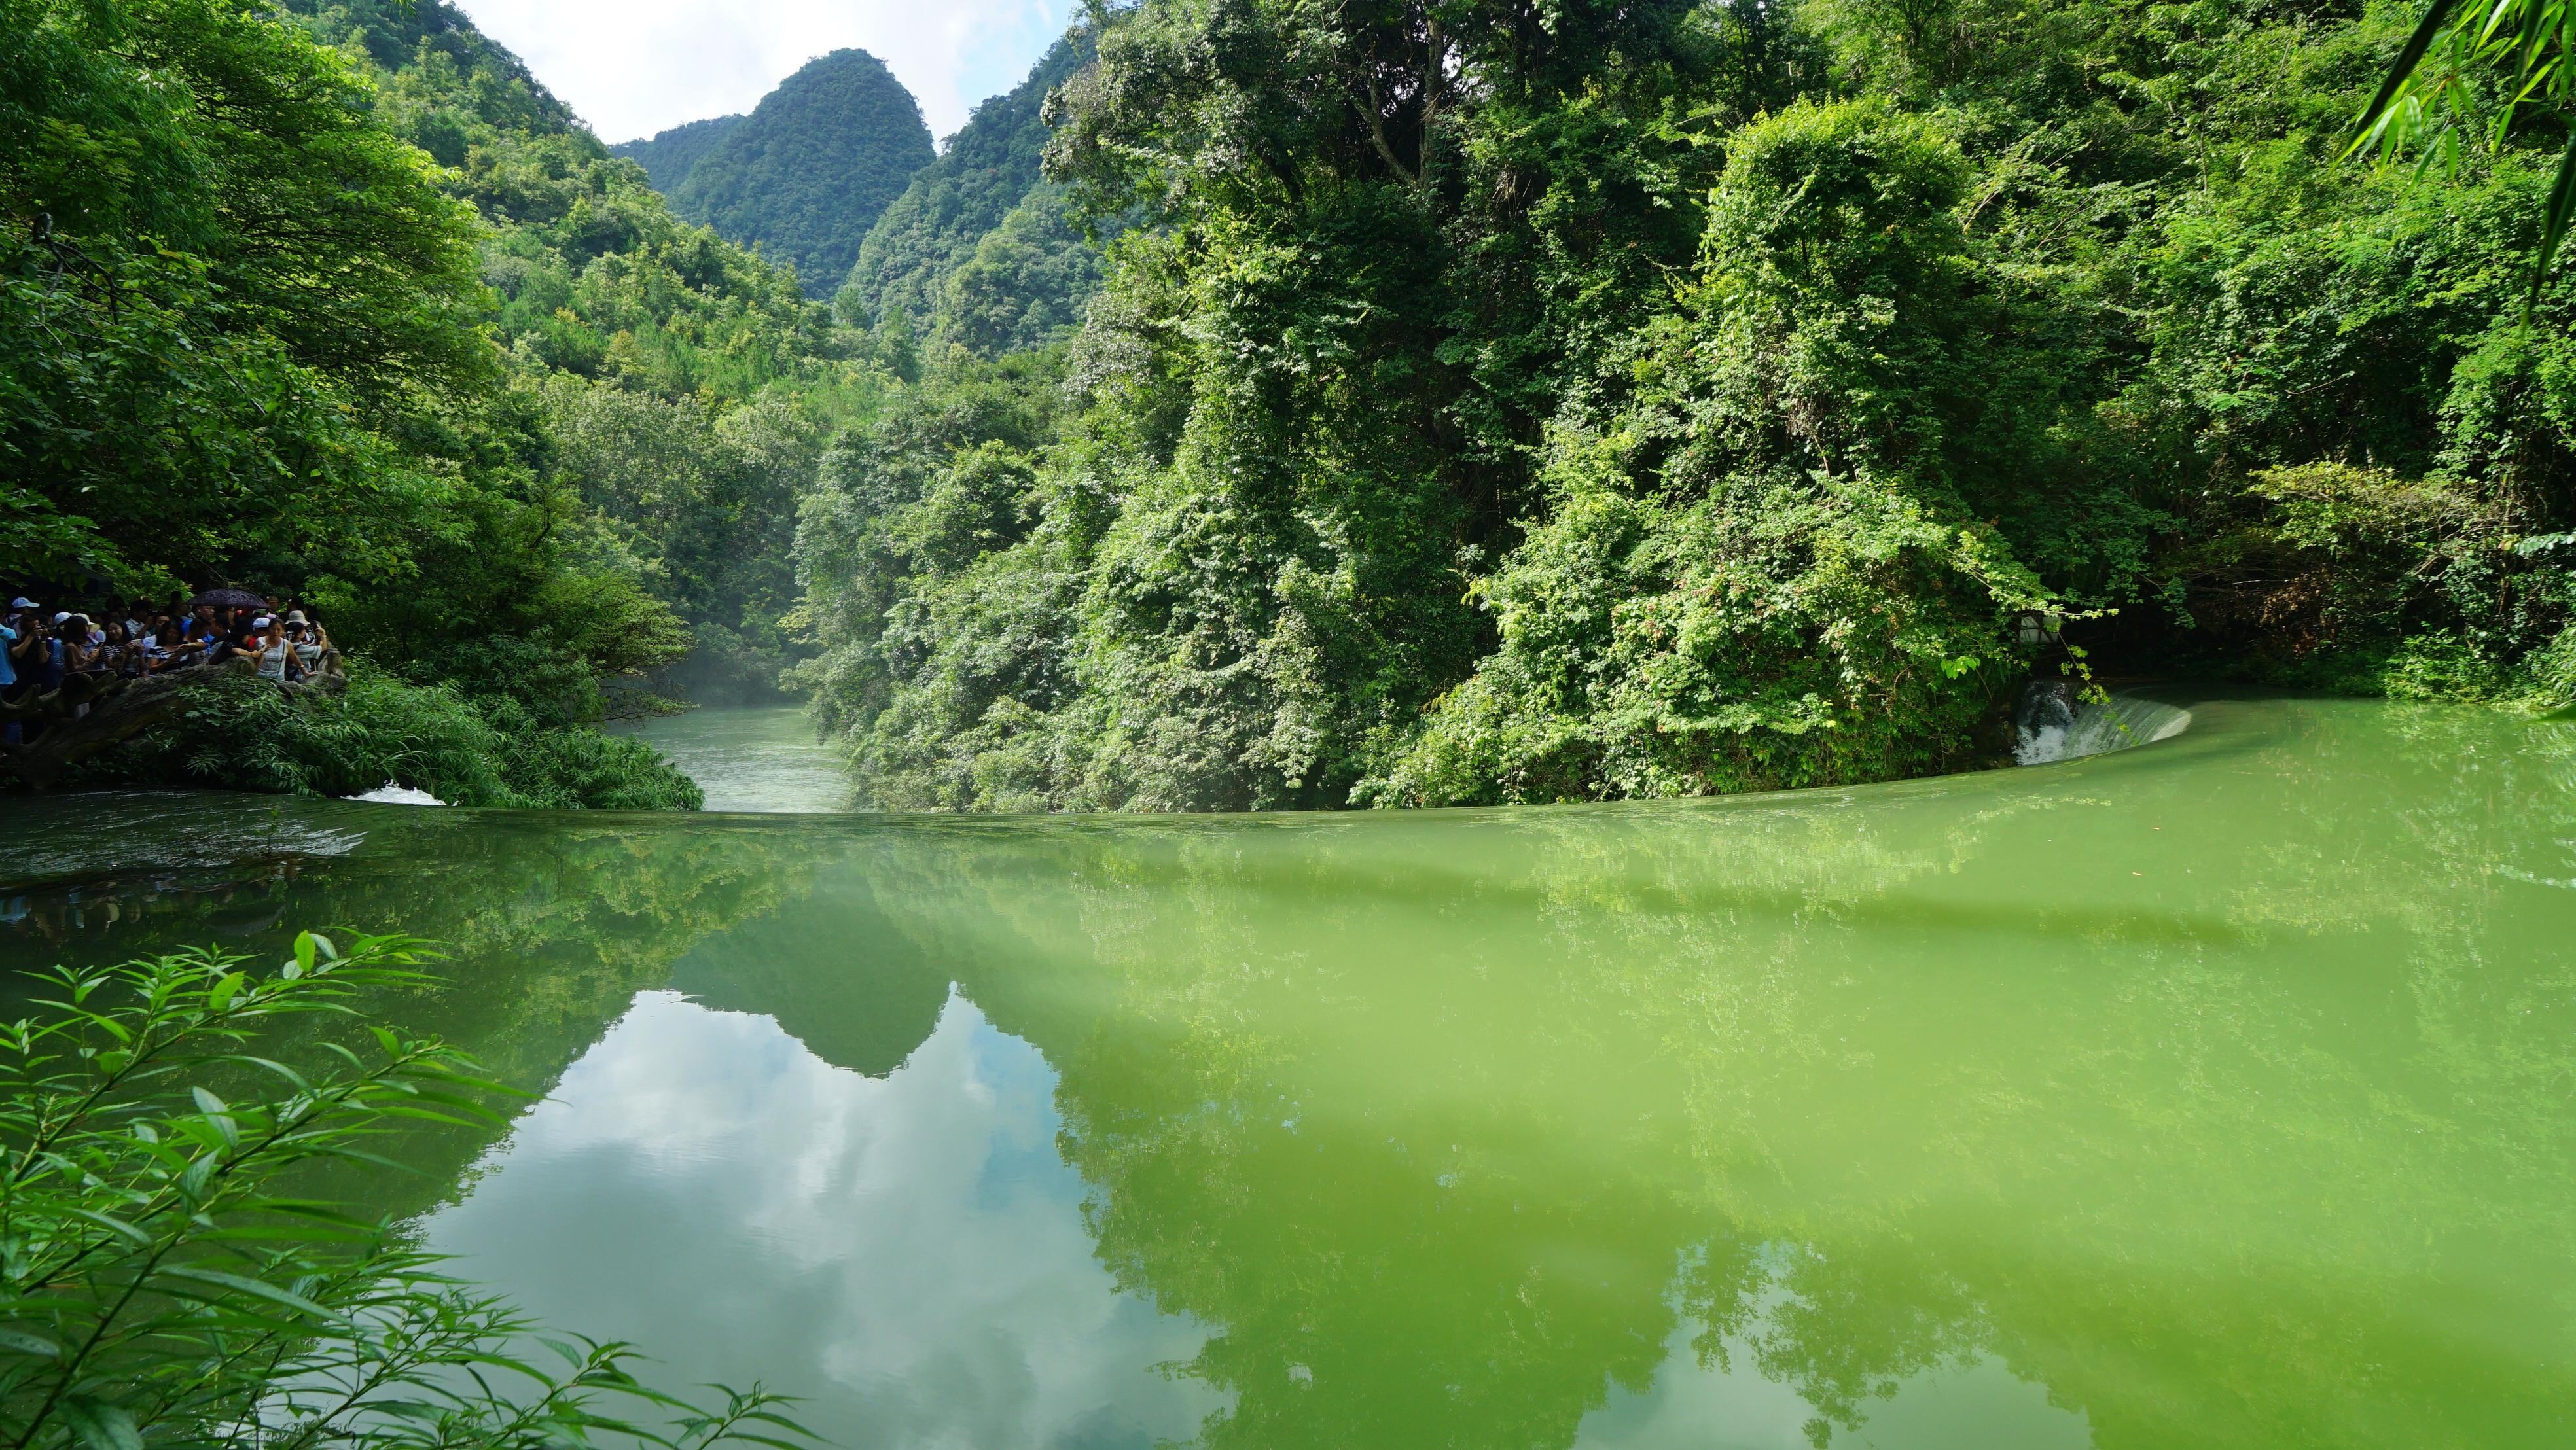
(611, 111), (744, 193)
(10, 0), (2576, 812)
(664, 49), (935, 298)
(837, 33), (1105, 351)
(0, 0), (891, 802)
(791, 0), (2576, 810)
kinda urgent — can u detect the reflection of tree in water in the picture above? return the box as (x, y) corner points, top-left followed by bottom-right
(0, 801), (821, 1220)
(0, 857), (321, 951)
(831, 699), (2576, 1449)
(8, 700), (2568, 1449)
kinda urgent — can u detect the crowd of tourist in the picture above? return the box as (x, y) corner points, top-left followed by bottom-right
(0, 591), (338, 711)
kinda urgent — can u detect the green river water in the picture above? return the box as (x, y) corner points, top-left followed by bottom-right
(1, 695), (2571, 1447)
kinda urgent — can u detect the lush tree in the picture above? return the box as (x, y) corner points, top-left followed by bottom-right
(939, 184), (1109, 355)
(289, 0), (908, 709)
(798, 0), (1859, 809)
(1, 0), (893, 800)
(0, 0), (485, 588)
(789, 0), (2576, 810)
(301, 2), (893, 700)
(1378, 99), (2081, 802)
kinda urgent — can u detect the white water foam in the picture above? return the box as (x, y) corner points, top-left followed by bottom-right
(346, 783), (448, 806)
(2014, 688), (2191, 766)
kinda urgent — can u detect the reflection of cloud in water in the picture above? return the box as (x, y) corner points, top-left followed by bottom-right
(424, 990), (1226, 1448)
(1576, 1320), (2089, 1450)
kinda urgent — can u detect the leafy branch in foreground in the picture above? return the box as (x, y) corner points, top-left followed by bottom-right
(2353, 0), (2576, 305)
(0, 932), (813, 1450)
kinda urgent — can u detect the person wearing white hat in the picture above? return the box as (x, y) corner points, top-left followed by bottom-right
(286, 611), (332, 675)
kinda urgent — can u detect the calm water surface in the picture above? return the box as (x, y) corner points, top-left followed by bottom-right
(3, 693), (2571, 1448)
(612, 704), (851, 812)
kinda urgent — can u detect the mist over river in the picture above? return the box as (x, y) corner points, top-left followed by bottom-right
(611, 705), (853, 813)
(3, 693), (2571, 1447)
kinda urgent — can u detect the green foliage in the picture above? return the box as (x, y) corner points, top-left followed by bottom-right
(5, 0), (896, 803)
(670, 50), (935, 299)
(293, 3), (887, 699)
(611, 113), (745, 192)
(939, 185), (1108, 356)
(0, 0), (487, 590)
(534, 378), (823, 696)
(800, 0), (1901, 809)
(0, 930), (802, 1447)
(33, 0), (2576, 812)
(0, 0), (735, 796)
(785, 0), (2576, 809)
(788, 347), (1082, 808)
(2351, 0), (2576, 302)
(1377, 99), (2064, 802)
(66, 667), (704, 809)
(840, 35), (1094, 334)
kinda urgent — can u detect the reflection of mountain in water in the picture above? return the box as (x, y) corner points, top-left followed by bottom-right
(7, 697), (2575, 1449)
(420, 989), (1229, 1447)
(0, 798), (821, 1228)
(666, 874), (950, 1080)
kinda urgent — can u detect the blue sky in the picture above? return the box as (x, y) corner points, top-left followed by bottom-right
(453, 0), (1076, 145)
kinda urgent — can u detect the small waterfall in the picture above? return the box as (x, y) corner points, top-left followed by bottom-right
(2014, 682), (2190, 766)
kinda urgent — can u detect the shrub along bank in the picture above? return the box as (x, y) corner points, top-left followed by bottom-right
(62, 666), (703, 809)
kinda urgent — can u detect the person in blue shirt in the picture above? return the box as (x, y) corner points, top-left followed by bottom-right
(0, 607), (18, 747)
(4, 613), (53, 746)
(1, 595), (35, 693)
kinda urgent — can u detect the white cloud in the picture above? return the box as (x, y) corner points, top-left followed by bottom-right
(422, 991), (1226, 1445)
(450, 0), (1075, 145)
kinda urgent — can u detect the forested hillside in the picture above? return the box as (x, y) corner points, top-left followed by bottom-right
(838, 34), (1100, 347)
(293, 0), (896, 705)
(611, 112), (743, 192)
(668, 49), (935, 298)
(790, 0), (2576, 811)
(1, 0), (893, 802)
